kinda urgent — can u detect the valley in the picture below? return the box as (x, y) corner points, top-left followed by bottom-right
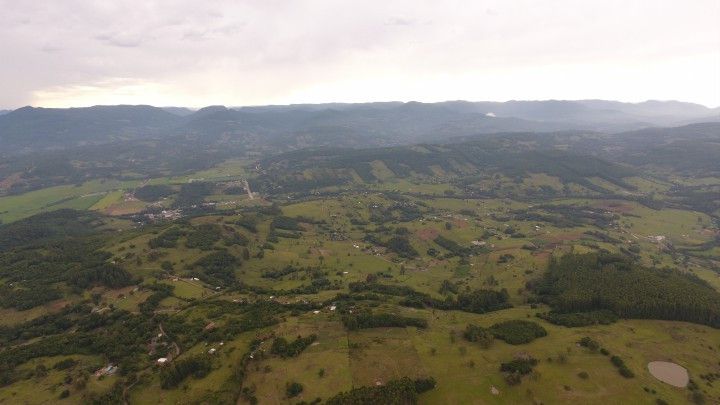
(0, 113), (719, 404)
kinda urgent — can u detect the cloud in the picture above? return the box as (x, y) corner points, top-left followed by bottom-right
(181, 22), (246, 42)
(384, 16), (417, 26)
(40, 44), (62, 53)
(0, 0), (718, 108)
(94, 32), (144, 48)
(30, 77), (172, 107)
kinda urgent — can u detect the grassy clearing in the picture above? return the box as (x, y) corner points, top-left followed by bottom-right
(152, 159), (250, 185)
(0, 179), (140, 223)
(215, 306), (720, 404)
(0, 354), (115, 404)
(129, 331), (258, 404)
(244, 317), (354, 403)
(0, 305), (51, 326)
(90, 190), (125, 211)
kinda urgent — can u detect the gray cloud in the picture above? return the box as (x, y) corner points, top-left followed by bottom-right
(0, 0), (718, 108)
(94, 32), (145, 48)
(384, 16), (418, 26)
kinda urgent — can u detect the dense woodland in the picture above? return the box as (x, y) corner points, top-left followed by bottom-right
(532, 253), (720, 328)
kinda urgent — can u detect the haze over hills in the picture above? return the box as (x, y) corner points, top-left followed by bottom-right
(1, 100), (718, 154)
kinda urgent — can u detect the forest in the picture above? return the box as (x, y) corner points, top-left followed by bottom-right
(532, 253), (720, 328)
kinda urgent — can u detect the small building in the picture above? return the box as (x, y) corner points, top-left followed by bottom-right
(157, 358), (168, 365)
(208, 348), (217, 355)
(94, 364), (117, 377)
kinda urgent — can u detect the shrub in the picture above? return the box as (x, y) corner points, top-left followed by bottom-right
(609, 355), (634, 378)
(489, 320), (547, 345)
(500, 358), (538, 375)
(463, 324), (494, 348)
(691, 391), (705, 404)
(286, 381), (304, 398)
(578, 337), (600, 351)
(618, 365), (635, 378)
(504, 372), (522, 386)
(414, 377), (437, 393)
(610, 356), (624, 367)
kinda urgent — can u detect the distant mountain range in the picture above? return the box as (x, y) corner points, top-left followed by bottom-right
(1, 100), (718, 154)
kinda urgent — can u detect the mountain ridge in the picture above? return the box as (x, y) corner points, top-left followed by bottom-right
(1, 100), (717, 155)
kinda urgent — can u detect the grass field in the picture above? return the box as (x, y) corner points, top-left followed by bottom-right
(0, 354), (116, 404)
(234, 306), (720, 405)
(0, 179), (140, 223)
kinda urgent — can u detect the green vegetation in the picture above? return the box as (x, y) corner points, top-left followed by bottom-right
(463, 324), (494, 348)
(270, 334), (317, 358)
(185, 224), (222, 250)
(456, 289), (512, 314)
(533, 253), (720, 328)
(610, 356), (635, 379)
(149, 227), (184, 249)
(539, 310), (618, 327)
(193, 250), (239, 286)
(326, 377), (436, 404)
(173, 182), (213, 208)
(0, 213), (134, 310)
(500, 357), (538, 376)
(160, 355), (212, 389)
(134, 184), (174, 202)
(385, 235), (419, 258)
(0, 115), (719, 404)
(342, 312), (428, 330)
(489, 320), (548, 345)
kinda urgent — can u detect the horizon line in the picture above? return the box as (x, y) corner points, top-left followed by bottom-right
(3, 98), (719, 111)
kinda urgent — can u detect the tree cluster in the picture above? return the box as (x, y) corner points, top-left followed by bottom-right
(342, 312), (427, 330)
(270, 334), (317, 358)
(532, 253), (720, 328)
(325, 377), (435, 405)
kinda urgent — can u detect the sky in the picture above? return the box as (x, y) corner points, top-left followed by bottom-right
(1, 0), (719, 109)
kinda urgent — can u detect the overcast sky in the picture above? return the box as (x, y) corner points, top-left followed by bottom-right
(1, 0), (719, 109)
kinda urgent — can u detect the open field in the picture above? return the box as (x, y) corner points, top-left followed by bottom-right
(0, 179), (140, 223)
